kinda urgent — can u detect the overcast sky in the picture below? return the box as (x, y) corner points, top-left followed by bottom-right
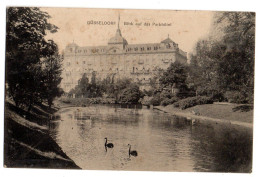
(42, 8), (214, 55)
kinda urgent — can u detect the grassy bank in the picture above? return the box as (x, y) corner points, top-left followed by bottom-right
(155, 103), (253, 127)
(4, 100), (80, 169)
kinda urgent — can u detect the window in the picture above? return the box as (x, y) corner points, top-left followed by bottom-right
(83, 61), (86, 64)
(140, 47), (144, 51)
(154, 46), (158, 50)
(134, 47), (138, 51)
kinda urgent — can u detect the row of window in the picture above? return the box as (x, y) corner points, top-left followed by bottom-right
(66, 58), (171, 66)
(69, 48), (105, 53)
(69, 44), (177, 54)
(126, 46), (160, 52)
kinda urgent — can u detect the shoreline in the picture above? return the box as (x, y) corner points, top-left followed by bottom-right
(56, 100), (253, 129)
(154, 105), (253, 129)
(4, 101), (81, 169)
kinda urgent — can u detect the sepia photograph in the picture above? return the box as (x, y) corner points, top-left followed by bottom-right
(3, 4), (255, 173)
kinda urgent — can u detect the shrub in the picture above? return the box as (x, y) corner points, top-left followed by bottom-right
(173, 101), (179, 108)
(225, 91), (248, 104)
(140, 96), (153, 106)
(160, 90), (174, 100)
(169, 96), (179, 103)
(161, 98), (171, 106)
(161, 96), (179, 106)
(173, 96), (213, 109)
(119, 84), (142, 104)
(150, 94), (161, 106)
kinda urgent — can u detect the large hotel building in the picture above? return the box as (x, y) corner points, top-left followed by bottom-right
(61, 19), (187, 92)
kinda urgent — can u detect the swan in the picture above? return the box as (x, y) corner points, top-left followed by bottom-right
(128, 144), (138, 157)
(104, 138), (114, 149)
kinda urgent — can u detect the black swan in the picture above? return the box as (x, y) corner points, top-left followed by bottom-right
(128, 144), (138, 157)
(104, 138), (114, 149)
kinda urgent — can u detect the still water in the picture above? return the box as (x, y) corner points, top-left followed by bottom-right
(49, 105), (252, 172)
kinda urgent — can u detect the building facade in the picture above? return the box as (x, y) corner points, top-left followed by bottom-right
(61, 23), (187, 92)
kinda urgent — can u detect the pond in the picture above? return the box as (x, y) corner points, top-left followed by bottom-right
(49, 105), (252, 172)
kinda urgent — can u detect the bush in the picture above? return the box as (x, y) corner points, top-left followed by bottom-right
(160, 90), (174, 100)
(169, 97), (179, 103)
(150, 94), (161, 106)
(140, 96), (153, 106)
(161, 96), (179, 106)
(173, 96), (213, 109)
(225, 91), (249, 104)
(161, 98), (171, 106)
(119, 84), (142, 104)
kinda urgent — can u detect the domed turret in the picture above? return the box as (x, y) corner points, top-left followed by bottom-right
(66, 42), (79, 48)
(160, 34), (178, 49)
(108, 14), (128, 48)
(161, 34), (176, 45)
(108, 28), (128, 45)
(65, 42), (79, 54)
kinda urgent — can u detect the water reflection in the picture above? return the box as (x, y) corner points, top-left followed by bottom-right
(49, 105), (252, 172)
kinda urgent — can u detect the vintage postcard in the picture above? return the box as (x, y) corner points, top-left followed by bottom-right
(4, 7), (254, 172)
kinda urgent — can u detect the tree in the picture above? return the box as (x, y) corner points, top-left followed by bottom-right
(159, 62), (188, 94)
(119, 84), (142, 104)
(89, 71), (102, 97)
(77, 73), (90, 97)
(214, 12), (255, 102)
(188, 39), (223, 98)
(188, 12), (255, 103)
(41, 40), (64, 108)
(6, 7), (59, 110)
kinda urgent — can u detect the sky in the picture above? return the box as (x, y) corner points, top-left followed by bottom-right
(42, 8), (214, 55)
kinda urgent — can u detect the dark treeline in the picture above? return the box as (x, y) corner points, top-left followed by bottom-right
(5, 7), (63, 110)
(188, 12), (255, 104)
(69, 72), (143, 104)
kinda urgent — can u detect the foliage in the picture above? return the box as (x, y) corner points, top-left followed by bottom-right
(73, 72), (103, 98)
(150, 94), (161, 106)
(60, 97), (116, 106)
(159, 89), (174, 99)
(159, 62), (188, 94)
(142, 89), (153, 97)
(6, 7), (61, 110)
(40, 41), (64, 108)
(161, 97), (179, 106)
(119, 84), (142, 104)
(140, 96), (153, 106)
(149, 68), (164, 89)
(188, 12), (255, 104)
(173, 96), (213, 110)
(224, 91), (249, 104)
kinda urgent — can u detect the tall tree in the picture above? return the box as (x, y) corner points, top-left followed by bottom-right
(78, 73), (90, 97)
(41, 40), (64, 108)
(215, 12), (255, 101)
(188, 12), (255, 103)
(6, 7), (58, 109)
(188, 39), (224, 97)
(159, 62), (188, 94)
